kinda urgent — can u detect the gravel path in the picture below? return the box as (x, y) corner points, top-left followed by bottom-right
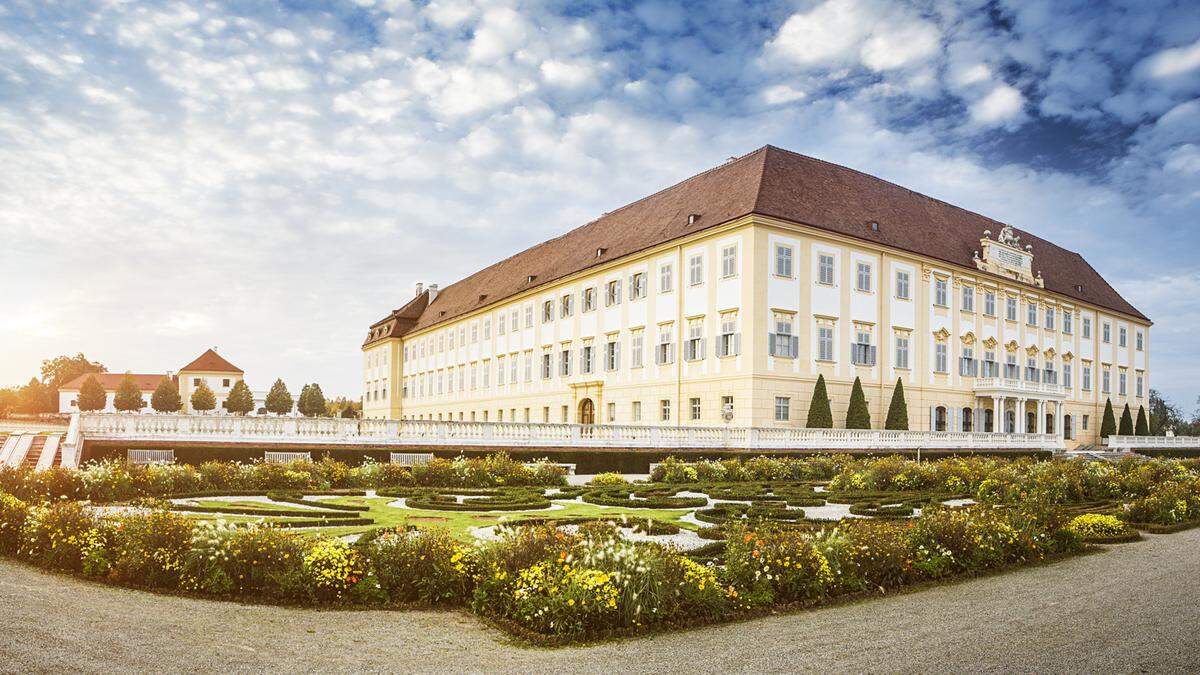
(2, 527), (1199, 674)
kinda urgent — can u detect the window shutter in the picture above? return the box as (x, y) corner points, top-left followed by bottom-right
(930, 406), (936, 432)
(768, 333), (777, 356)
(733, 333), (741, 356)
(790, 335), (799, 358)
(699, 338), (706, 359)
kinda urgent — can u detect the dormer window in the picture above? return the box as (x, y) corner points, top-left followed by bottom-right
(687, 213), (700, 225)
(595, 247), (607, 258)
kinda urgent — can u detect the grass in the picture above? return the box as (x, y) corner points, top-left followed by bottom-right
(178, 494), (696, 541)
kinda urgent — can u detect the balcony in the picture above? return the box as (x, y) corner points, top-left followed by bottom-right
(973, 377), (1067, 399)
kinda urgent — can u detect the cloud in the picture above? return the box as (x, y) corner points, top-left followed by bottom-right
(1139, 38), (1200, 79)
(763, 0), (940, 73)
(969, 84), (1026, 127)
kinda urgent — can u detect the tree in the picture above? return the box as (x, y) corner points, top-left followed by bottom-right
(1135, 406), (1150, 436)
(40, 353), (106, 390)
(1118, 403), (1134, 436)
(151, 377), (182, 413)
(845, 377), (871, 429)
(190, 380), (216, 413)
(340, 405), (358, 419)
(224, 380), (255, 415)
(326, 396), (361, 418)
(1100, 399), (1117, 439)
(0, 387), (19, 418)
(1148, 389), (1184, 436)
(113, 375), (145, 412)
(18, 378), (53, 414)
(298, 383), (327, 417)
(806, 374), (833, 429)
(77, 375), (107, 412)
(884, 378), (909, 430)
(265, 379), (294, 415)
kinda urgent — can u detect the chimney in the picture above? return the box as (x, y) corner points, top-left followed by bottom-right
(415, 282), (424, 297)
(428, 283), (439, 301)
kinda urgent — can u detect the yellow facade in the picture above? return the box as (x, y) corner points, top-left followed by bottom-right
(363, 216), (1149, 447)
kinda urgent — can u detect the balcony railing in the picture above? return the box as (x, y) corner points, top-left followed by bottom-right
(1104, 435), (1200, 449)
(973, 377), (1068, 397)
(71, 413), (1063, 451)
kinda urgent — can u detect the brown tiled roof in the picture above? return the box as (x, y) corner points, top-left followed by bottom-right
(60, 373), (168, 391)
(370, 145), (1146, 337)
(179, 349), (243, 373)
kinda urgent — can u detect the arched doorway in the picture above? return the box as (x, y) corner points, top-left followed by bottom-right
(1064, 414), (1073, 440)
(578, 398), (595, 425)
(934, 406), (947, 431)
(1045, 413), (1054, 436)
(984, 409), (994, 433)
(1026, 411), (1036, 434)
(1005, 411), (1015, 433)
(962, 407), (974, 432)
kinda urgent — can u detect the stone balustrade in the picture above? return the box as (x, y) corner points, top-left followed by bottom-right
(1105, 435), (1200, 449)
(69, 412), (1063, 451)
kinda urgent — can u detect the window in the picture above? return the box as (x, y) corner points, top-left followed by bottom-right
(659, 263), (673, 293)
(524, 306), (533, 328)
(1118, 326), (1127, 348)
(770, 314), (796, 358)
(1136, 372), (1144, 398)
(960, 347), (977, 377)
(851, 328), (876, 366)
(630, 272), (647, 300)
(716, 314), (740, 357)
(1063, 363), (1072, 388)
(605, 279), (622, 306)
(1063, 310), (1073, 334)
(222, 378), (230, 387)
(631, 331), (644, 368)
(1119, 371), (1127, 396)
(498, 313), (506, 335)
(774, 396), (790, 422)
(983, 350), (998, 377)
(1026, 357), (1039, 382)
(1082, 316), (1092, 339)
(497, 356), (505, 386)
(1102, 322), (1111, 344)
(818, 254), (835, 285)
(632, 400), (642, 422)
(607, 402), (616, 423)
(722, 395), (734, 417)
(684, 320), (705, 361)
(448, 330), (455, 350)
(856, 262), (872, 292)
(1006, 297), (1018, 322)
(560, 349), (572, 377)
(688, 254), (704, 285)
(934, 279), (948, 307)
(1027, 302), (1038, 326)
(1082, 415), (1090, 431)
(605, 339), (620, 371)
(656, 325), (675, 365)
(690, 397), (701, 420)
(1102, 368), (1111, 394)
(962, 286), (974, 313)
(580, 345), (594, 374)
(561, 406), (568, 423)
(1082, 364), (1092, 391)
(985, 291), (996, 316)
(817, 325), (834, 362)
(542, 300), (553, 323)
(541, 352), (552, 379)
(523, 352), (532, 381)
(582, 287), (596, 312)
(935, 343), (948, 373)
(1136, 330), (1144, 351)
(561, 294), (574, 318)
(510, 356), (518, 384)
(894, 335), (910, 369)
(721, 245), (738, 278)
(895, 270), (910, 300)
(471, 323), (479, 343)
(775, 245), (794, 277)
(511, 310), (519, 332)
(193, 378), (201, 386)
(470, 363), (478, 390)
(1045, 307), (1055, 331)
(660, 399), (671, 422)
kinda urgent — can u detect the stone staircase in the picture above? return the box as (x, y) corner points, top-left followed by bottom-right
(1, 433), (67, 468)
(1064, 444), (1138, 462)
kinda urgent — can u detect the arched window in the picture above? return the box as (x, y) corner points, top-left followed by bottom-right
(984, 409), (994, 433)
(935, 406), (947, 432)
(962, 407), (974, 432)
(1064, 414), (1073, 440)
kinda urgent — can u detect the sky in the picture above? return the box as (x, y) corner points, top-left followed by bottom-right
(0, 0), (1198, 409)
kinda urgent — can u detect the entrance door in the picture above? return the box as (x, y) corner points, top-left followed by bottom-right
(578, 398), (595, 425)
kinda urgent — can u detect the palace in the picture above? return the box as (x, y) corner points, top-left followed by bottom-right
(362, 146), (1149, 447)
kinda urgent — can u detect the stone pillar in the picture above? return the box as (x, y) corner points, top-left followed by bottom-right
(993, 396), (1003, 434)
(1016, 398), (1027, 433)
(1056, 401), (1065, 437)
(1036, 399), (1046, 434)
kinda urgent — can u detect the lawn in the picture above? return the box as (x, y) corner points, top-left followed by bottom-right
(179, 494), (696, 541)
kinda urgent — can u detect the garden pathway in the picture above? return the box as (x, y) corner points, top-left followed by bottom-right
(1, 527), (1198, 673)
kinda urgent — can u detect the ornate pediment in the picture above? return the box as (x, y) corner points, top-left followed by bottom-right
(1061, 350), (1074, 361)
(1005, 340), (1020, 353)
(960, 331), (977, 346)
(983, 336), (998, 349)
(933, 327), (951, 342)
(1044, 347), (1056, 359)
(975, 226), (1044, 288)
(1025, 345), (1040, 357)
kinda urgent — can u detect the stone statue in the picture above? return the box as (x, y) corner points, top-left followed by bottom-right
(997, 225), (1021, 247)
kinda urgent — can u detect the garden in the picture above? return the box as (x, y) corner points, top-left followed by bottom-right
(1, 452), (1198, 643)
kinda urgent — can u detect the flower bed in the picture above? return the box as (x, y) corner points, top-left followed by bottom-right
(1065, 514), (1140, 543)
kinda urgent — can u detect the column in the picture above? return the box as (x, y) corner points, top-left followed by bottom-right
(993, 396), (1004, 434)
(1055, 401), (1065, 438)
(1036, 399), (1046, 434)
(1016, 398), (1027, 433)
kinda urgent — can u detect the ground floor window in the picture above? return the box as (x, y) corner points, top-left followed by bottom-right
(775, 396), (790, 421)
(934, 406), (947, 432)
(689, 398), (701, 420)
(660, 399), (671, 422)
